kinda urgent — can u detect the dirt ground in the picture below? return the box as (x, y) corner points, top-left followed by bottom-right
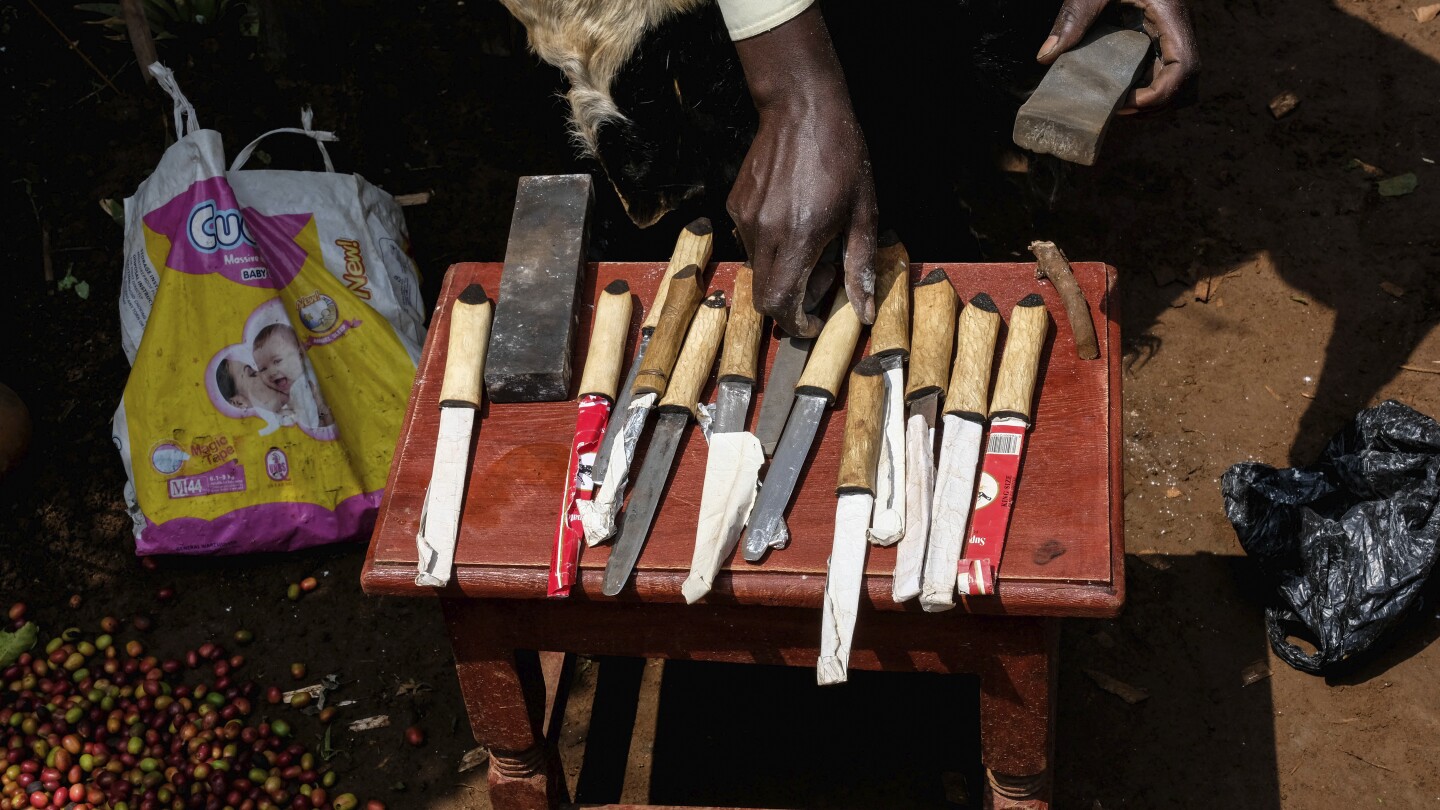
(2, 0), (1439, 807)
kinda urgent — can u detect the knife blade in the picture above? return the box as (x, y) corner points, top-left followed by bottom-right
(817, 357), (886, 686)
(603, 291), (729, 596)
(892, 270), (958, 602)
(866, 238), (912, 546)
(920, 293), (1001, 612)
(415, 283), (494, 587)
(581, 265), (705, 545)
(755, 331), (813, 456)
(684, 265), (765, 604)
(742, 287), (866, 562)
(958, 293), (1050, 597)
(753, 246), (837, 456)
(593, 217), (713, 487)
(548, 279), (634, 597)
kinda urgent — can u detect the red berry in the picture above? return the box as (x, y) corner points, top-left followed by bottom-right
(403, 726), (424, 747)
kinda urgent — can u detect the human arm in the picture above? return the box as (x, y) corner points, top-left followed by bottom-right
(721, 3), (877, 337)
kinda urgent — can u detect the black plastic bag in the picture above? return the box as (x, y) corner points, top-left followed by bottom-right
(1222, 400), (1440, 674)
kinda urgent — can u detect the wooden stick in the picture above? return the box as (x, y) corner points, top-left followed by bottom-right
(41, 223), (54, 292)
(120, 0), (158, 84)
(717, 265), (763, 385)
(1029, 240), (1099, 361)
(25, 0), (124, 96)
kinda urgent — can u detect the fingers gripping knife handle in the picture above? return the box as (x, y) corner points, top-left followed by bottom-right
(577, 280), (635, 402)
(438, 284), (495, 408)
(634, 266), (705, 398)
(717, 265), (764, 386)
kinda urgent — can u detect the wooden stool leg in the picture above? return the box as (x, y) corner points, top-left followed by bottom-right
(979, 618), (1058, 809)
(442, 599), (558, 810)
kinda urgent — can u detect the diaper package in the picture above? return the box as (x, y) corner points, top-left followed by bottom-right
(112, 64), (426, 555)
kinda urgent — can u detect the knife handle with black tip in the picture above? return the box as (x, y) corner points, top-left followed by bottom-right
(960, 294), (1050, 596)
(646, 219), (713, 332)
(919, 292), (1001, 610)
(603, 292), (729, 595)
(634, 265), (705, 398)
(717, 265), (764, 389)
(892, 269), (958, 602)
(417, 283), (493, 587)
(818, 356), (886, 685)
(869, 239), (911, 360)
(988, 294), (1049, 423)
(905, 271), (958, 404)
(593, 219), (712, 487)
(945, 293), (1002, 420)
(578, 280), (635, 402)
(438, 283), (495, 409)
(794, 287), (865, 404)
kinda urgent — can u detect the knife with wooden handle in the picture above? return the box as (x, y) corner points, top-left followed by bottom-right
(742, 287), (866, 561)
(684, 267), (765, 604)
(920, 293), (1001, 612)
(603, 291), (729, 596)
(582, 266), (705, 545)
(892, 270), (958, 602)
(548, 279), (634, 597)
(592, 218), (713, 486)
(959, 294), (1051, 596)
(416, 283), (494, 587)
(867, 239), (912, 546)
(818, 356), (886, 685)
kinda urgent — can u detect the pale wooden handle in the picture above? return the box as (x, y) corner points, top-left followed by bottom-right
(989, 294), (1051, 422)
(836, 356), (886, 494)
(439, 283), (494, 408)
(634, 266), (704, 397)
(905, 269), (958, 402)
(794, 287), (864, 403)
(644, 218), (713, 331)
(944, 293), (1001, 420)
(576, 279), (634, 401)
(659, 292), (728, 417)
(717, 264), (764, 384)
(869, 241), (911, 357)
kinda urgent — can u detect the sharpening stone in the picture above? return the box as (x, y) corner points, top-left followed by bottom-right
(1013, 26), (1152, 166)
(484, 174), (594, 402)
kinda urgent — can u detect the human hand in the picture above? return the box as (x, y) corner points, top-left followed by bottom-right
(1037, 0), (1199, 112)
(727, 5), (877, 337)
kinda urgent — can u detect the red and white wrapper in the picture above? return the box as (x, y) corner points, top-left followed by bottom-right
(958, 418), (1028, 596)
(548, 395), (611, 597)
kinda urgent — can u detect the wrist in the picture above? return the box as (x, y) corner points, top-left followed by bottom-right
(733, 6), (850, 114)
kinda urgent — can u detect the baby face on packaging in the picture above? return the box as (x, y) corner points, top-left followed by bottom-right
(253, 325), (307, 396)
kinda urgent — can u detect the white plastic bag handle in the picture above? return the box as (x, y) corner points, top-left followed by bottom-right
(149, 62), (200, 140)
(230, 106), (340, 173)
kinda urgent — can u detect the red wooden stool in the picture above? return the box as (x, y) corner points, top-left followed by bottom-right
(362, 261), (1123, 809)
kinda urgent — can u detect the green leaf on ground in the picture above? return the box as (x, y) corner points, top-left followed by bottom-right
(75, 281), (90, 300)
(0, 623), (37, 667)
(1377, 173), (1418, 197)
